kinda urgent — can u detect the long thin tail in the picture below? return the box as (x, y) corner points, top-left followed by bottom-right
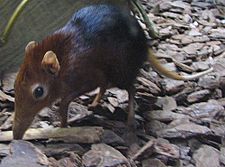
(148, 49), (213, 81)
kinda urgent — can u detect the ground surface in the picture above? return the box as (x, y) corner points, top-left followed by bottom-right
(0, 0), (225, 167)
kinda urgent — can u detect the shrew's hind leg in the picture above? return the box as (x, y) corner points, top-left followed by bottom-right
(89, 86), (107, 108)
(88, 70), (108, 108)
(123, 86), (139, 145)
(127, 86), (136, 129)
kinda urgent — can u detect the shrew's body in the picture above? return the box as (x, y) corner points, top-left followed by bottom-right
(13, 5), (147, 139)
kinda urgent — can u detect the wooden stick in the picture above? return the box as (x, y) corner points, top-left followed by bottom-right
(0, 127), (104, 143)
(0, 0), (30, 46)
(131, 0), (159, 38)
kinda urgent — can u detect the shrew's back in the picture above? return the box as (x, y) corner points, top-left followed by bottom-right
(61, 4), (148, 89)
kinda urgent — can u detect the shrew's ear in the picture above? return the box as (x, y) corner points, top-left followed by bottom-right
(25, 41), (36, 53)
(41, 51), (60, 76)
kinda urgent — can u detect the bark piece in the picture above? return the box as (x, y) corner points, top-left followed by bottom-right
(183, 43), (204, 55)
(154, 139), (180, 159)
(156, 96), (177, 111)
(0, 140), (49, 167)
(37, 143), (85, 158)
(193, 145), (220, 167)
(191, 2), (212, 9)
(170, 1), (190, 10)
(209, 28), (225, 40)
(212, 58), (225, 77)
(145, 110), (190, 122)
(146, 120), (167, 136)
(131, 139), (180, 161)
(1, 72), (17, 92)
(0, 144), (10, 157)
(192, 62), (211, 71)
(162, 12), (182, 19)
(108, 88), (129, 104)
(57, 153), (82, 167)
(188, 29), (202, 36)
(137, 77), (161, 95)
(0, 114), (13, 130)
(107, 97), (119, 108)
(159, 2), (172, 11)
(198, 75), (220, 89)
(187, 89), (211, 103)
(101, 130), (125, 146)
(220, 147), (225, 166)
(210, 123), (225, 137)
(142, 159), (166, 167)
(0, 112), (8, 126)
(157, 123), (211, 138)
(186, 101), (224, 119)
(82, 143), (130, 167)
(68, 102), (93, 124)
(160, 79), (185, 95)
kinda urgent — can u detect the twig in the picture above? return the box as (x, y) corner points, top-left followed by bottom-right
(0, 127), (104, 143)
(0, 0), (30, 47)
(131, 0), (159, 38)
(130, 140), (154, 161)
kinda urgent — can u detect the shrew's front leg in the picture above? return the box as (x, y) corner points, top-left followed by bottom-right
(58, 93), (80, 127)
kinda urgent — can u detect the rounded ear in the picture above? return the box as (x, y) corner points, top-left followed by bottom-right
(41, 51), (60, 76)
(25, 41), (36, 52)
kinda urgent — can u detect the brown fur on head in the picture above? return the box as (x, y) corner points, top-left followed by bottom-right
(13, 39), (64, 139)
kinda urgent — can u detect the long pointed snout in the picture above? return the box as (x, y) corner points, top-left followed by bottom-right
(13, 109), (35, 139)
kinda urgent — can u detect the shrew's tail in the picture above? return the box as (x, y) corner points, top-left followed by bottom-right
(148, 49), (213, 81)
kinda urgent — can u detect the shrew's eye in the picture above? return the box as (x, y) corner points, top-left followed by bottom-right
(31, 84), (47, 100)
(33, 86), (44, 99)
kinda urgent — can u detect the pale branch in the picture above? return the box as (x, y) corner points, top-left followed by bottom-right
(0, 127), (104, 143)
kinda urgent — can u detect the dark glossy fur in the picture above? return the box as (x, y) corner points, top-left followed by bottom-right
(47, 4), (148, 93)
(14, 4), (148, 139)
